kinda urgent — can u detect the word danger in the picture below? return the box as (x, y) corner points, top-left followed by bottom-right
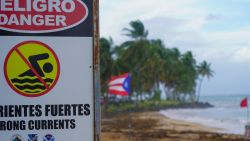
(0, 0), (75, 26)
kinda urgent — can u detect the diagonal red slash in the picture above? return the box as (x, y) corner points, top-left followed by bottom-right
(14, 48), (50, 90)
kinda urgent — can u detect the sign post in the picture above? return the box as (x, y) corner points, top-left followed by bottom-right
(0, 0), (100, 141)
(93, 0), (101, 140)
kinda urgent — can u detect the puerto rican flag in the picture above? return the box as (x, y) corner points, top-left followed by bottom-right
(108, 73), (131, 96)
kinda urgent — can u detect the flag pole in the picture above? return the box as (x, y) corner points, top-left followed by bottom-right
(248, 97), (249, 124)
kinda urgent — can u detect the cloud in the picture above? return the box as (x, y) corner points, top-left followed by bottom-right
(231, 47), (250, 63)
(100, 0), (250, 64)
(231, 0), (250, 2)
(100, 0), (250, 94)
(100, 0), (205, 43)
(206, 14), (223, 21)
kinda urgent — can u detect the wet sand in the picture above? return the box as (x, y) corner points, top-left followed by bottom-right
(101, 112), (248, 141)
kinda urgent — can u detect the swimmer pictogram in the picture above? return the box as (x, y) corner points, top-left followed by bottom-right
(4, 41), (60, 97)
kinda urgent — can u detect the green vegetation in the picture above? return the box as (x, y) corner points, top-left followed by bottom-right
(100, 20), (214, 110)
(103, 100), (180, 114)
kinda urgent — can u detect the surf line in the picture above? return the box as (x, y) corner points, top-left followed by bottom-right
(14, 48), (50, 90)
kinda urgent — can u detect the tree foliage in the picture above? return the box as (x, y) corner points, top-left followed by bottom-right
(100, 20), (214, 103)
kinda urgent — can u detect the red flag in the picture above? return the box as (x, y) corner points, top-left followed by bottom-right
(240, 97), (248, 108)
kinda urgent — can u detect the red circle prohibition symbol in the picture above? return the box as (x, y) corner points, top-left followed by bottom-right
(4, 41), (60, 97)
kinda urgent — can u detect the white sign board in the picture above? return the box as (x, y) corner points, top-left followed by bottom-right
(0, 0), (95, 141)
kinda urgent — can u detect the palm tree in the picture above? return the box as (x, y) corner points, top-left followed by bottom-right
(100, 37), (114, 95)
(120, 20), (151, 103)
(196, 61), (214, 101)
(162, 48), (182, 100)
(178, 51), (197, 101)
(123, 20), (149, 40)
(140, 40), (166, 99)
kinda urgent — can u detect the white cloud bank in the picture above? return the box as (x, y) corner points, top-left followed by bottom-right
(231, 47), (250, 63)
(100, 0), (250, 95)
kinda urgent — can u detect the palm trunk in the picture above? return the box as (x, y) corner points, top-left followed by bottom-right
(197, 78), (203, 102)
(103, 90), (109, 112)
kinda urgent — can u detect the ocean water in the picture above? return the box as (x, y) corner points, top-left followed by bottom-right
(160, 95), (249, 135)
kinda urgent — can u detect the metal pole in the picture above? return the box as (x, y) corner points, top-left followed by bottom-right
(248, 98), (249, 124)
(93, 0), (100, 140)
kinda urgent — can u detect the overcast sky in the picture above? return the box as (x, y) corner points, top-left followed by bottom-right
(100, 0), (250, 95)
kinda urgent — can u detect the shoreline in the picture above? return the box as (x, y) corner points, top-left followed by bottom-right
(102, 101), (214, 118)
(101, 111), (248, 141)
(157, 112), (221, 133)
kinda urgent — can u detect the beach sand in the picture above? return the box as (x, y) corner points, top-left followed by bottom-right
(101, 112), (248, 141)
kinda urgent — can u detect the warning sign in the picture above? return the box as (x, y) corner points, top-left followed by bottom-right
(0, 0), (88, 33)
(0, 0), (98, 140)
(4, 41), (60, 97)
